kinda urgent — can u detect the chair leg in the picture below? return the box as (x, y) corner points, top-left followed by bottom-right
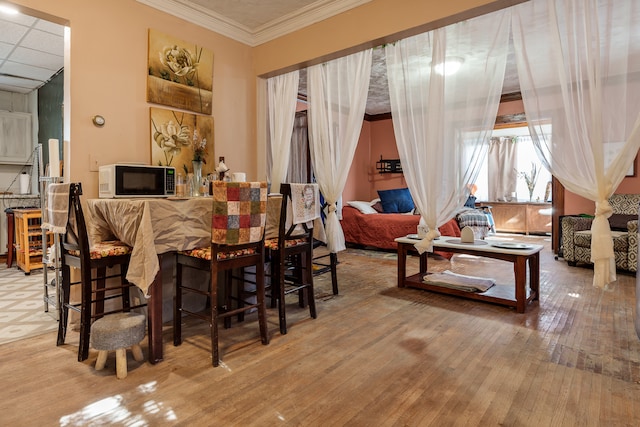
(237, 267), (246, 323)
(277, 255), (287, 335)
(78, 264), (95, 361)
(210, 265), (220, 367)
(305, 253), (317, 320)
(330, 253), (338, 295)
(223, 270), (233, 329)
(307, 285), (317, 319)
(295, 254), (308, 308)
(269, 260), (277, 308)
(173, 261), (183, 346)
(256, 255), (269, 345)
(57, 264), (71, 346)
(95, 266), (106, 319)
(120, 262), (131, 312)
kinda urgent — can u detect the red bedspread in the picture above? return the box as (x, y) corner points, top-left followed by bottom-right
(340, 206), (461, 251)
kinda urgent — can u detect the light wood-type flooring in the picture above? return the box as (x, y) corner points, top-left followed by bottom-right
(1, 234), (639, 426)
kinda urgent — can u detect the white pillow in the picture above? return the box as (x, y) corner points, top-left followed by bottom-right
(347, 200), (378, 214)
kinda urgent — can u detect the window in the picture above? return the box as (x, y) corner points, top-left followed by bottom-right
(474, 126), (552, 202)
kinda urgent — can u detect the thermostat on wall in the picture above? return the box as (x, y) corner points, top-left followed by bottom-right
(92, 115), (105, 127)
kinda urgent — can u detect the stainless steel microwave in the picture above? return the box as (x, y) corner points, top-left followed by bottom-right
(99, 164), (176, 198)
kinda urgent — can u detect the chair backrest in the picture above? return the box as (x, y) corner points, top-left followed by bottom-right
(265, 193), (283, 240)
(210, 181), (268, 245)
(609, 194), (640, 215)
(277, 183), (320, 248)
(61, 183), (93, 270)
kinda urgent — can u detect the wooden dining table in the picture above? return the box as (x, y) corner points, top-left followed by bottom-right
(86, 197), (213, 363)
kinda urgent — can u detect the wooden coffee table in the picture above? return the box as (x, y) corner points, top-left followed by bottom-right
(395, 236), (543, 313)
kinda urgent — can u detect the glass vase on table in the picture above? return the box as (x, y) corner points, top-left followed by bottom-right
(192, 160), (203, 197)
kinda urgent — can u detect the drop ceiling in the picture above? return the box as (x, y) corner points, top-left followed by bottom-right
(0, 10), (64, 94)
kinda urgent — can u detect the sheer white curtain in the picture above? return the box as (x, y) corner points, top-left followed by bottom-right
(287, 114), (309, 183)
(512, 0), (640, 288)
(267, 70), (300, 193)
(488, 137), (518, 201)
(307, 49), (372, 253)
(386, 8), (511, 253)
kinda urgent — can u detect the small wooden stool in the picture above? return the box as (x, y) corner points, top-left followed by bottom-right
(90, 312), (146, 379)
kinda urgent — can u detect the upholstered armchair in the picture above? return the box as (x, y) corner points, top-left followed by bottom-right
(562, 194), (640, 273)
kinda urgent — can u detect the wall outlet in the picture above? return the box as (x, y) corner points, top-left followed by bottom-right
(89, 154), (100, 172)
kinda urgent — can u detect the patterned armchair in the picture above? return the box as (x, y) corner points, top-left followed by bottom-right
(562, 194), (640, 272)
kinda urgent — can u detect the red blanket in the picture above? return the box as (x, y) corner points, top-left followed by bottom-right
(340, 206), (460, 255)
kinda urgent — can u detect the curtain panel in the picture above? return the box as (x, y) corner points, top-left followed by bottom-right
(267, 70), (300, 193)
(385, 8), (511, 253)
(287, 114), (310, 183)
(488, 137), (518, 202)
(307, 49), (372, 253)
(512, 0), (640, 288)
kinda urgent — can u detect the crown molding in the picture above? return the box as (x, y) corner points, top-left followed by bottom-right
(137, 0), (254, 45)
(137, 0), (371, 47)
(252, 0), (372, 46)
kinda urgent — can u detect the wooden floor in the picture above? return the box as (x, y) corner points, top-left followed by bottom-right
(1, 234), (640, 426)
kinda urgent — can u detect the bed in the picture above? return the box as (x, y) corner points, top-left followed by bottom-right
(340, 205), (461, 251)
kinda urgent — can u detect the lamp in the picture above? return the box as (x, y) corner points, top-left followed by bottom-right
(433, 57), (464, 76)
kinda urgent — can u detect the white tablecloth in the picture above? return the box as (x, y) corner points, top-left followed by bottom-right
(86, 197), (213, 295)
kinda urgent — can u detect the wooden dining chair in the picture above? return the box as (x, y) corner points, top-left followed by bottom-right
(174, 181), (269, 367)
(265, 183), (319, 335)
(56, 183), (146, 362)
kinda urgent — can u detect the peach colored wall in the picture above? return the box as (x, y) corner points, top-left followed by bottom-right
(563, 156), (640, 215)
(344, 118), (407, 202)
(344, 121), (371, 201)
(12, 0), (256, 198)
(253, 0), (522, 77)
(369, 119), (407, 197)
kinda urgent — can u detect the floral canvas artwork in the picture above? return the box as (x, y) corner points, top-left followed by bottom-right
(147, 29), (213, 115)
(150, 107), (215, 176)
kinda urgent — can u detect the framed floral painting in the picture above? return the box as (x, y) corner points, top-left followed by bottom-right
(150, 107), (215, 176)
(147, 29), (213, 115)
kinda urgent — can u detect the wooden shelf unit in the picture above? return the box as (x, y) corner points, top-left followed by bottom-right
(14, 208), (52, 274)
(478, 201), (552, 235)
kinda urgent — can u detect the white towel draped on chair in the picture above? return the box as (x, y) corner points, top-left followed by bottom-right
(289, 183), (320, 224)
(42, 183), (71, 234)
(285, 183), (320, 233)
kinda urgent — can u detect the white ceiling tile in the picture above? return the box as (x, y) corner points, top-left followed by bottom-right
(0, 13), (36, 27)
(0, 20), (29, 45)
(1, 61), (55, 81)
(0, 84), (31, 94)
(10, 46), (63, 70)
(20, 28), (64, 54)
(0, 75), (38, 91)
(0, 41), (13, 59)
(33, 19), (66, 36)
(0, 10), (64, 93)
